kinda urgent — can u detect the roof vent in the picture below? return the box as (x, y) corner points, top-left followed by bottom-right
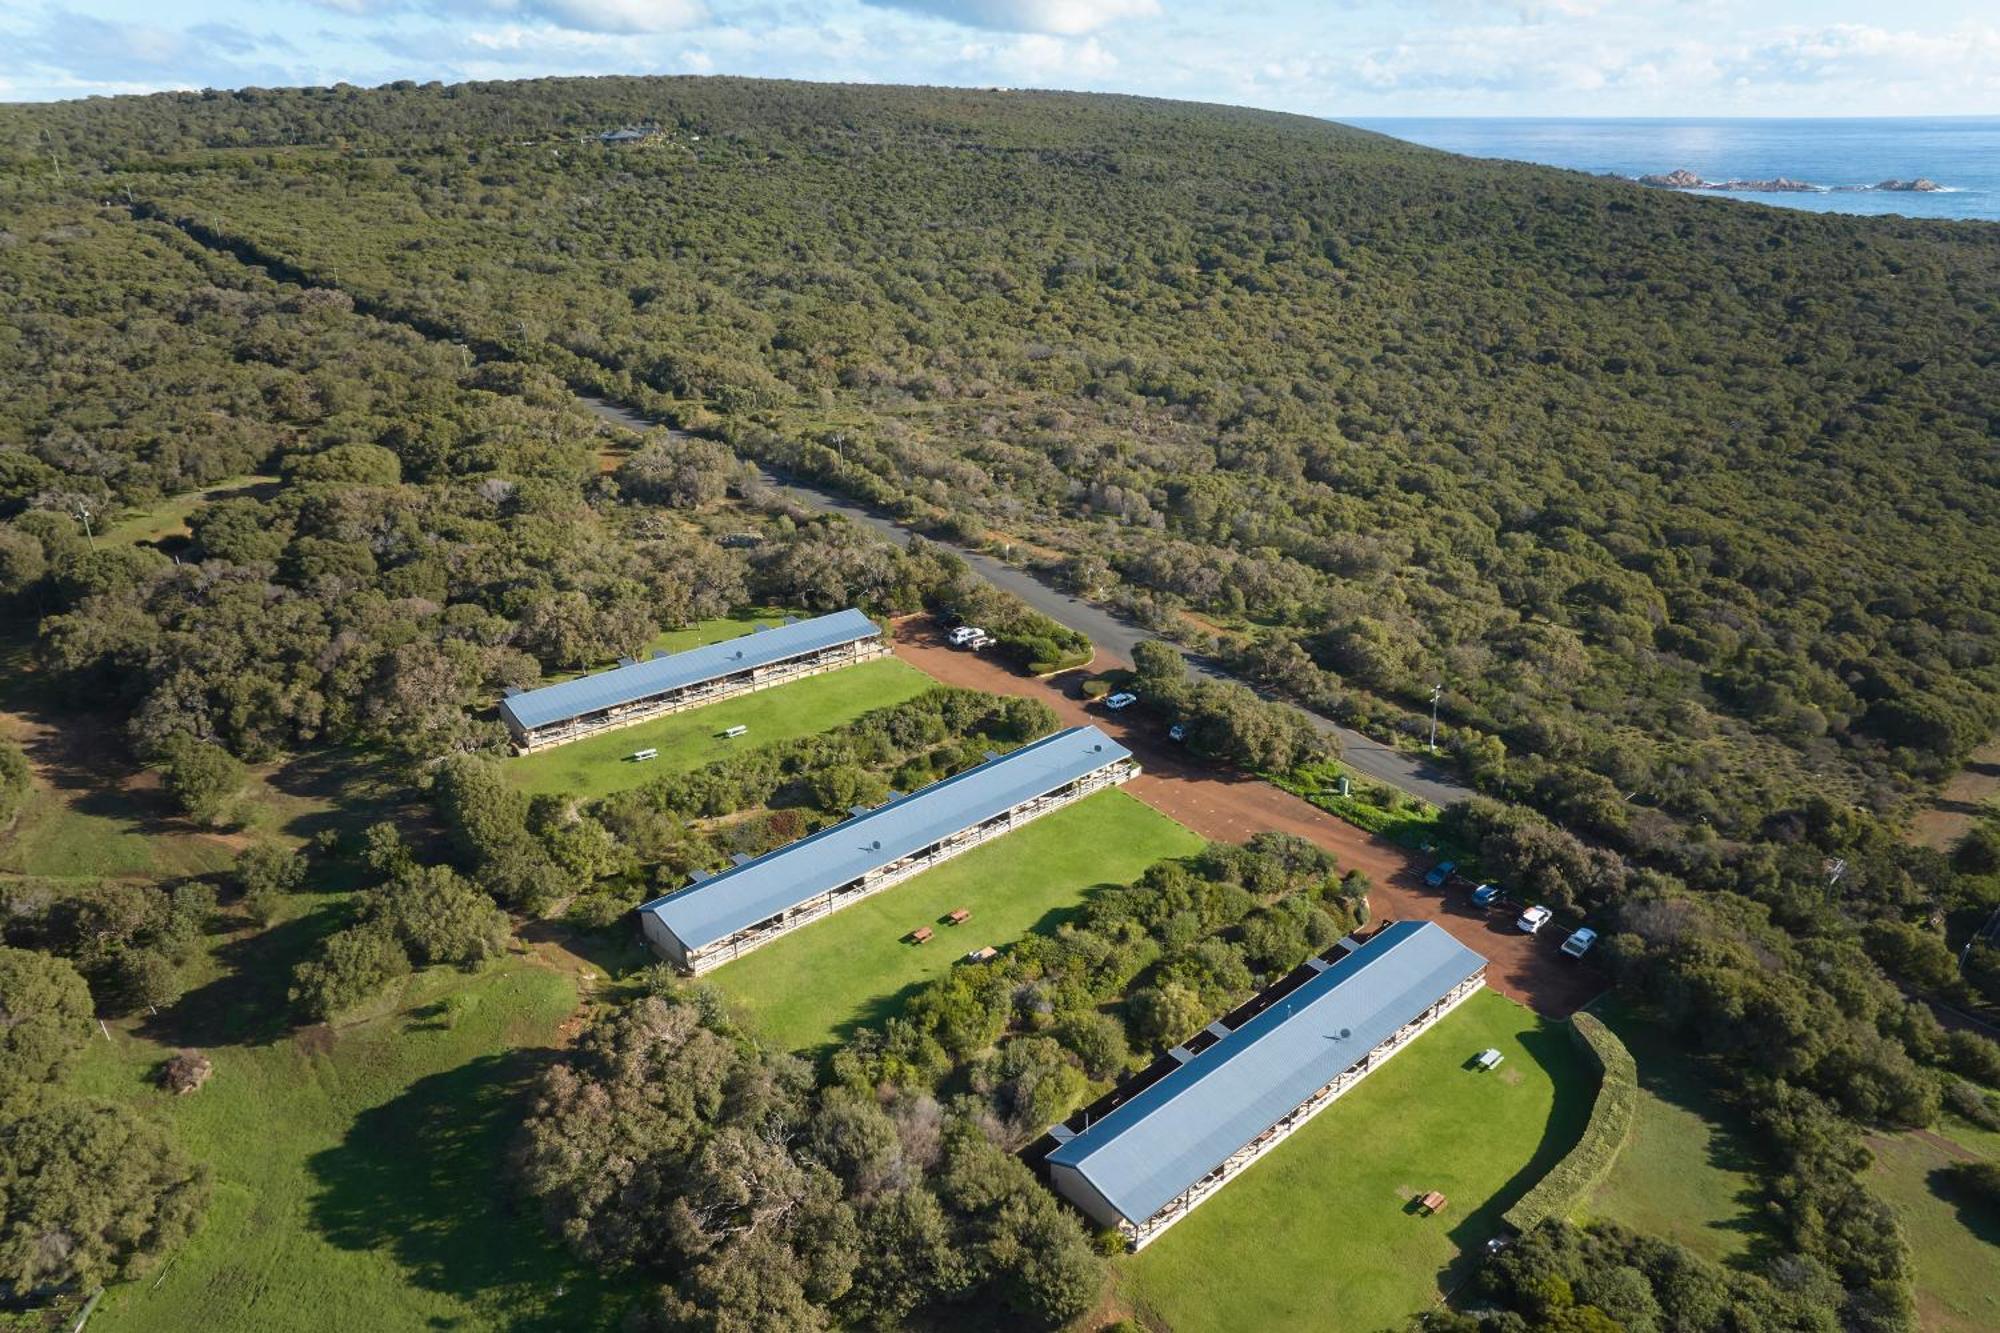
(730, 853), (753, 866)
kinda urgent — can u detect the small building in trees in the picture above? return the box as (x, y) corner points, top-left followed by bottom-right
(1045, 921), (1486, 1250)
(639, 726), (1138, 973)
(498, 608), (885, 752)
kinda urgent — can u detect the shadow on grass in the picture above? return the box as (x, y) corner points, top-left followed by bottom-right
(140, 899), (355, 1047)
(1592, 997), (1780, 1270)
(516, 919), (651, 982)
(1434, 1020), (1595, 1295)
(1926, 1165), (2000, 1248)
(305, 1050), (638, 1329)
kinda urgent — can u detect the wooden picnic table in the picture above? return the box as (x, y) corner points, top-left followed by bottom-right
(947, 908), (971, 925)
(910, 926), (933, 944)
(1419, 1191), (1448, 1215)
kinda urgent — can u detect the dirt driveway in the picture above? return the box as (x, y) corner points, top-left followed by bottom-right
(894, 618), (1602, 1019)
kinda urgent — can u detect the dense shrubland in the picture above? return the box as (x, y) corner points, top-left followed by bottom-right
(8, 78), (1994, 839)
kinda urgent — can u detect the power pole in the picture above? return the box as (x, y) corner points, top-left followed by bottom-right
(1428, 683), (1443, 752)
(74, 501), (95, 548)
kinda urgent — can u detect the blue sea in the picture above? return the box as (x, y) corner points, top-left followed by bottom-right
(1344, 117), (2000, 222)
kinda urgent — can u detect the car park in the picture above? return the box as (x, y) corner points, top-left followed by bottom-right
(1424, 860), (1457, 888)
(1560, 927), (1598, 958)
(1103, 692), (1139, 711)
(1516, 904), (1553, 935)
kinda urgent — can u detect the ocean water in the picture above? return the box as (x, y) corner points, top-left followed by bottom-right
(1344, 117), (2000, 222)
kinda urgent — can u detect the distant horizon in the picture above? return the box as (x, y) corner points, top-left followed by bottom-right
(3, 1), (1996, 116)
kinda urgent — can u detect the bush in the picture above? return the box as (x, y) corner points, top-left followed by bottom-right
(289, 921), (411, 1021)
(153, 734), (248, 826)
(1503, 1011), (1637, 1233)
(0, 946), (94, 1114)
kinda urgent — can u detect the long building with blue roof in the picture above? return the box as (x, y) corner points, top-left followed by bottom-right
(498, 608), (884, 750)
(1046, 920), (1486, 1248)
(638, 725), (1138, 972)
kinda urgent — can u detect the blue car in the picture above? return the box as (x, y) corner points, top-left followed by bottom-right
(1424, 860), (1456, 888)
(1471, 883), (1501, 907)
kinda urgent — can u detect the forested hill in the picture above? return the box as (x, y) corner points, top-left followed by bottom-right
(5, 77), (2000, 841)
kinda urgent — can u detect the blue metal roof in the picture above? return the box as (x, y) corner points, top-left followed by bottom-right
(1046, 921), (1486, 1225)
(640, 725), (1132, 954)
(500, 608), (878, 731)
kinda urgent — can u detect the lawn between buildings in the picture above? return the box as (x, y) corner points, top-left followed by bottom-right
(504, 655), (932, 800)
(1115, 988), (1593, 1333)
(705, 788), (1204, 1054)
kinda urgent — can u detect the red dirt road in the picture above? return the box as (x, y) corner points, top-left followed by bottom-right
(893, 619), (1602, 1019)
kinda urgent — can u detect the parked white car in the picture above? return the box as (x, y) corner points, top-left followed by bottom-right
(947, 625), (988, 647)
(1103, 692), (1139, 711)
(1516, 904), (1553, 935)
(1561, 927), (1598, 958)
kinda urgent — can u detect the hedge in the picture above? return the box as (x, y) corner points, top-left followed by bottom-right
(1501, 1009), (1637, 1233)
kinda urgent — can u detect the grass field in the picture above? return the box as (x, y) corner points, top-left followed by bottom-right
(98, 475), (279, 548)
(1580, 998), (1770, 1264)
(71, 907), (636, 1333)
(705, 789), (1203, 1053)
(1865, 1130), (1999, 1333)
(1115, 988), (1592, 1333)
(505, 656), (931, 800)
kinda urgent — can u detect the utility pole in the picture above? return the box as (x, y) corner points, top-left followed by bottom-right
(74, 501), (95, 548)
(1428, 683), (1443, 752)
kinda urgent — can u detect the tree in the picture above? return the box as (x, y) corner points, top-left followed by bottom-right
(1052, 1010), (1128, 1081)
(152, 735), (247, 827)
(0, 947), (94, 1115)
(115, 947), (185, 1014)
(1127, 981), (1209, 1049)
(0, 1100), (210, 1291)
(289, 922), (411, 1021)
(372, 865), (509, 968)
(234, 842), (308, 926)
(0, 740), (30, 831)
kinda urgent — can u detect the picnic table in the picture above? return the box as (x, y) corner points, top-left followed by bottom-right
(947, 908), (971, 926)
(909, 926), (933, 944)
(1418, 1191), (1449, 1215)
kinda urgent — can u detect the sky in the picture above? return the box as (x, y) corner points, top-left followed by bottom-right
(1, 0), (1997, 116)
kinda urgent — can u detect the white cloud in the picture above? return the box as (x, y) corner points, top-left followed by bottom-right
(522, 0), (706, 33)
(866, 0), (1160, 38)
(311, 0), (706, 34)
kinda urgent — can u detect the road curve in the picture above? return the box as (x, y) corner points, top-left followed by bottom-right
(577, 395), (1473, 807)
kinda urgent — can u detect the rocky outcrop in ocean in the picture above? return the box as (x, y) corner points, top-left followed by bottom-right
(1635, 169), (1943, 195)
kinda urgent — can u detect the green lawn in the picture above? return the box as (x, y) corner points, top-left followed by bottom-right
(1865, 1131), (1999, 1333)
(98, 475), (278, 548)
(72, 917), (636, 1333)
(706, 789), (1203, 1053)
(1580, 998), (1770, 1263)
(1117, 989), (1593, 1333)
(505, 656), (932, 800)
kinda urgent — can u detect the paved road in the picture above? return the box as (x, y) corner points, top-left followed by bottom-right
(578, 395), (1472, 806)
